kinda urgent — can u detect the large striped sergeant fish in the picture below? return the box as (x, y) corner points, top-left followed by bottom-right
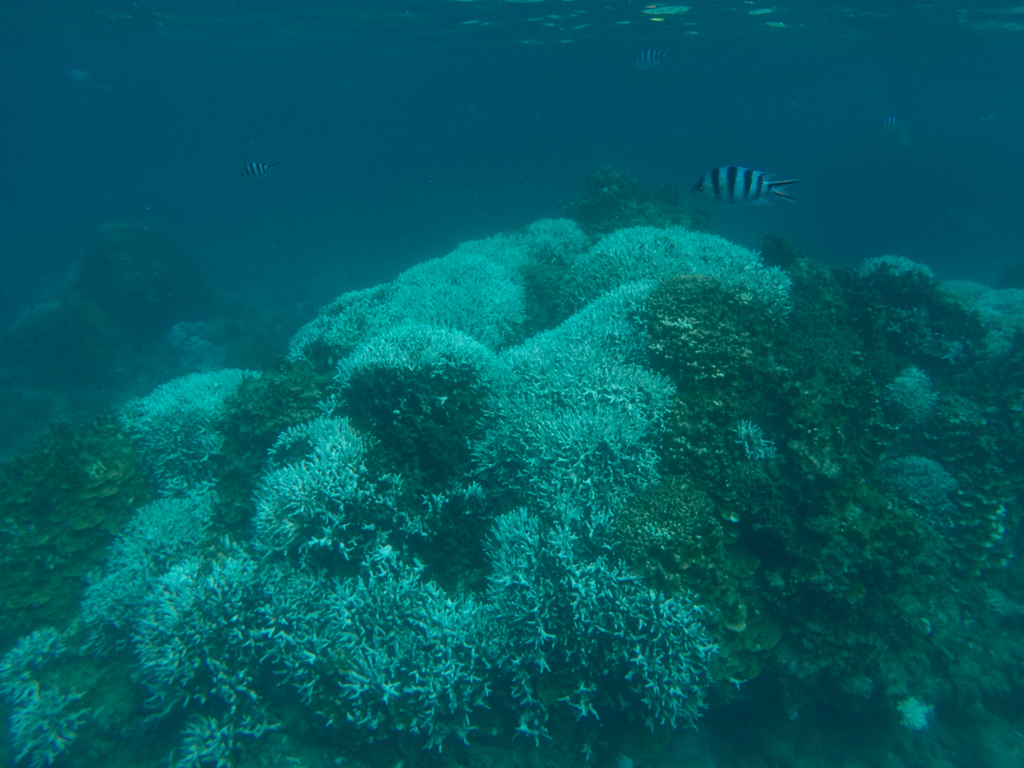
(691, 166), (802, 205)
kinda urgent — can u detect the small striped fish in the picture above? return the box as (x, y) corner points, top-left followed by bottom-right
(67, 68), (90, 82)
(691, 166), (802, 205)
(634, 48), (669, 69)
(241, 162), (277, 179)
(880, 116), (906, 132)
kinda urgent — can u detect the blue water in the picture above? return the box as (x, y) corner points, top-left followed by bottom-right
(4, 1), (1022, 307)
(2, 3), (1024, 766)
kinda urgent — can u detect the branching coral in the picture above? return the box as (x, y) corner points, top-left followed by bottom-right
(321, 545), (491, 750)
(120, 369), (259, 493)
(474, 283), (674, 514)
(335, 323), (497, 488)
(387, 251), (526, 350)
(80, 491), (216, 654)
(253, 415), (402, 568)
(485, 501), (716, 742)
(134, 547), (278, 763)
(565, 225), (791, 315)
(0, 629), (89, 768)
(286, 284), (396, 365)
(289, 230), (538, 364)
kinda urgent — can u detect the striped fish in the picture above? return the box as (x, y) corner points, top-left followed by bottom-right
(880, 116), (906, 132)
(634, 48), (669, 69)
(691, 166), (802, 205)
(241, 162), (277, 179)
(67, 68), (90, 82)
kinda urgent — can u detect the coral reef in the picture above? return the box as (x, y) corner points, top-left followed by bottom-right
(288, 220), (591, 365)
(565, 225), (792, 316)
(119, 369), (259, 493)
(336, 324), (497, 490)
(485, 502), (715, 745)
(877, 455), (958, 521)
(3, 218), (1024, 768)
(884, 365), (939, 424)
(253, 414), (402, 567)
(0, 628), (89, 768)
(473, 283), (674, 516)
(630, 244), (1024, 735)
(563, 166), (709, 236)
(286, 284), (395, 367)
(0, 418), (149, 649)
(0, 222), (282, 457)
(79, 492), (216, 654)
(943, 280), (1024, 356)
(318, 546), (491, 750)
(386, 249), (526, 350)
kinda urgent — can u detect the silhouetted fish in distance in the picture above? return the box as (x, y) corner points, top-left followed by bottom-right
(634, 48), (669, 69)
(241, 162), (277, 179)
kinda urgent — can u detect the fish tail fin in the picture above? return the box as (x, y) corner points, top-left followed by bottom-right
(768, 179), (802, 201)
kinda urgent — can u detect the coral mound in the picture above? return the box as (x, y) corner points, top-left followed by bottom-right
(2, 222), (1023, 768)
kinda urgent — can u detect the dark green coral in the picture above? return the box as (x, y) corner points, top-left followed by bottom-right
(625, 242), (1024, 718)
(0, 419), (150, 651)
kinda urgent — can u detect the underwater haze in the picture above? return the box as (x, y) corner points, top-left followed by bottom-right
(2, 1), (1023, 297)
(2, 2), (1024, 768)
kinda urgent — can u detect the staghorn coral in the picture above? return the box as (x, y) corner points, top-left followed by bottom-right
(320, 545), (491, 750)
(0, 628), (89, 768)
(485, 501), (716, 743)
(119, 369), (259, 494)
(288, 230), (533, 365)
(473, 283), (674, 515)
(253, 415), (402, 569)
(387, 250), (526, 350)
(287, 283), (395, 365)
(79, 491), (216, 654)
(519, 218), (590, 267)
(565, 225), (791, 316)
(335, 323), (497, 489)
(172, 712), (271, 768)
(133, 547), (278, 763)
